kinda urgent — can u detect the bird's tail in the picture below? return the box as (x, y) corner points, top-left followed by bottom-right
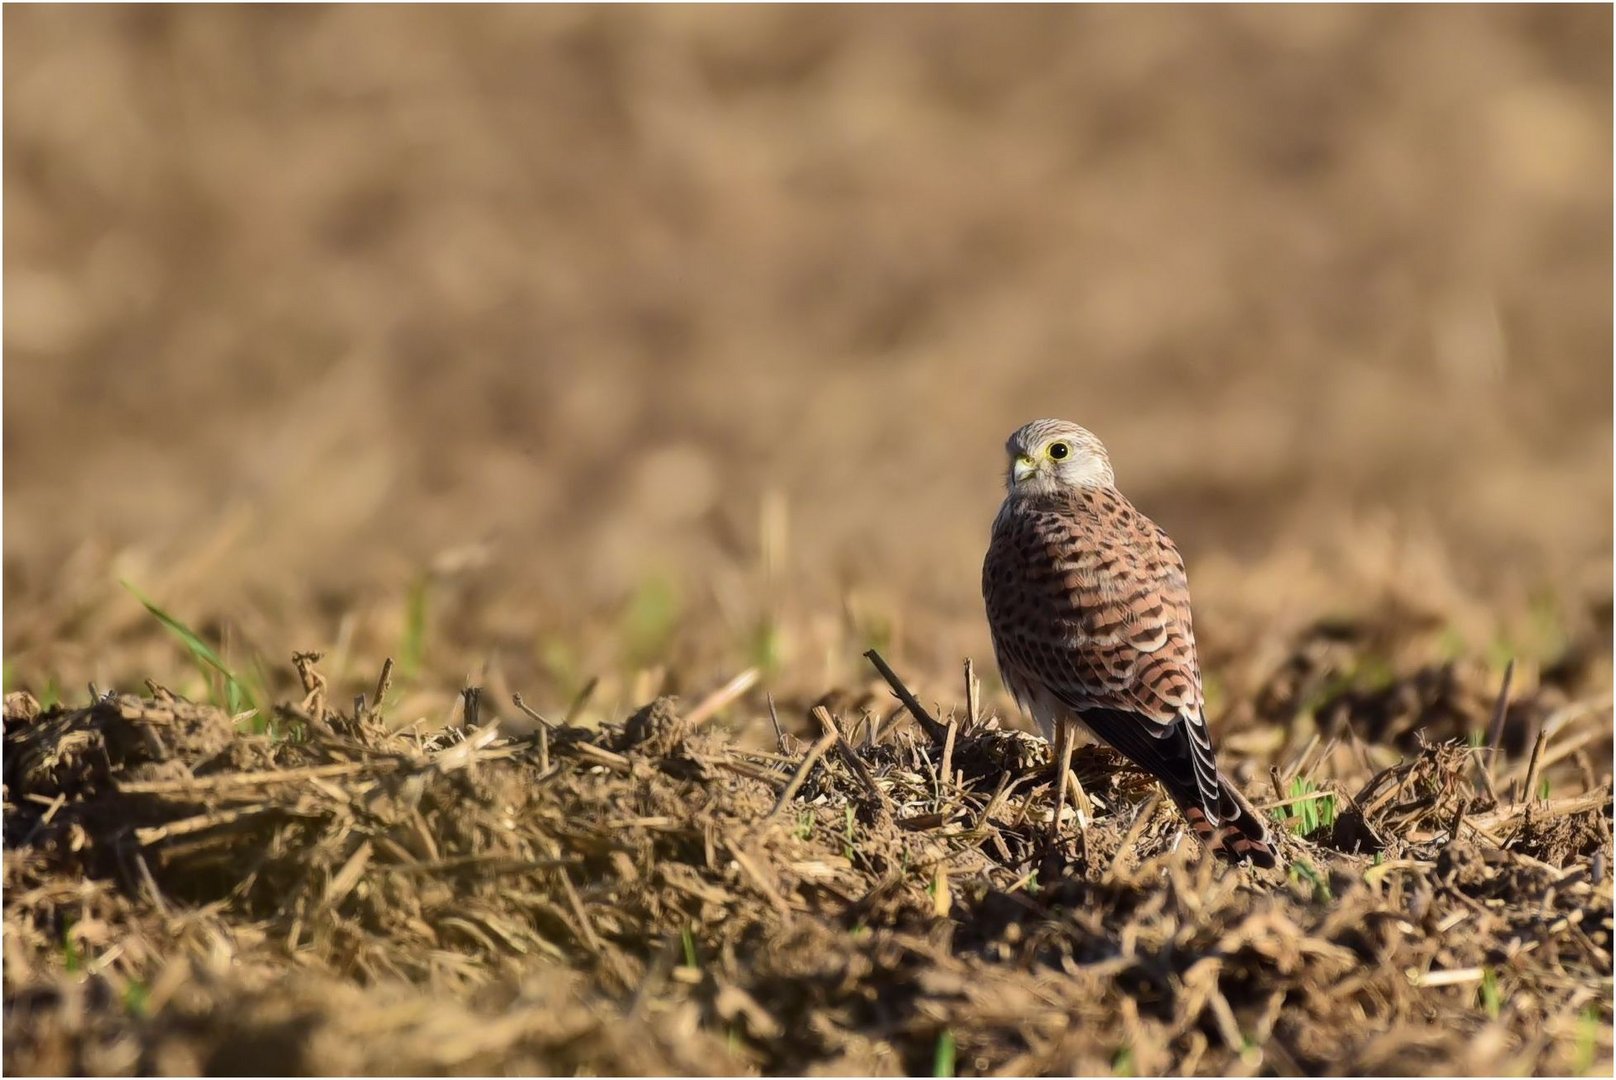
(1180, 775), (1278, 869)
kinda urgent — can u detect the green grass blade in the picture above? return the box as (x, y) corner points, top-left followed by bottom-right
(401, 574), (429, 678)
(934, 1030), (956, 1078)
(122, 581), (257, 717)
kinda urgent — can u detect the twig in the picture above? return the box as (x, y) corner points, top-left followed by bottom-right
(940, 719), (958, 789)
(972, 772), (1030, 835)
(510, 692), (554, 728)
(964, 658), (980, 732)
(293, 651), (330, 730)
(22, 793), (66, 845)
(322, 840), (373, 910)
(766, 693), (786, 753)
(715, 757), (785, 790)
(1472, 749), (1502, 809)
(571, 741), (633, 775)
(724, 839), (793, 917)
(1407, 967), (1486, 988)
(429, 723), (503, 772)
(116, 760), (397, 795)
(1522, 726), (1550, 805)
(511, 693), (553, 771)
(556, 866), (605, 954)
(813, 706), (892, 821)
(372, 657), (395, 716)
(461, 685), (481, 731)
(1448, 796), (1470, 845)
(1504, 721), (1610, 788)
(863, 649), (949, 743)
(1486, 659), (1515, 754)
(687, 667), (760, 727)
(1111, 794), (1162, 876)
(1468, 789), (1610, 832)
(627, 934), (683, 1024)
(132, 850), (171, 918)
(1281, 732), (1322, 784)
(135, 806), (279, 846)
(1470, 659), (1516, 802)
(766, 729), (838, 822)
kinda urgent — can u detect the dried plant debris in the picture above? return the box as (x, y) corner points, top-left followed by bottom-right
(1246, 612), (1611, 761)
(4, 654), (1611, 1076)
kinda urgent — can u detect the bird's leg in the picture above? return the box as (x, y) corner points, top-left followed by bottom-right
(1051, 721), (1076, 842)
(1063, 745), (1093, 831)
(1053, 721), (1079, 840)
(1056, 724), (1093, 861)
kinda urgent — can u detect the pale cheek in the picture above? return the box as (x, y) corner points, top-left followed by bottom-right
(1057, 460), (1102, 487)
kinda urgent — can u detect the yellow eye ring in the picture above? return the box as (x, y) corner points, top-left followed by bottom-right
(1047, 441), (1071, 461)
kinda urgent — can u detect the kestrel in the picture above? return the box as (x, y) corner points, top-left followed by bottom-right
(982, 419), (1276, 868)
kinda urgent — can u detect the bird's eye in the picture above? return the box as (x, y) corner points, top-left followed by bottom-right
(1048, 441), (1071, 461)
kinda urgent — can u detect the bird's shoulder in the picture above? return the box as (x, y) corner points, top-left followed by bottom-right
(992, 488), (1184, 570)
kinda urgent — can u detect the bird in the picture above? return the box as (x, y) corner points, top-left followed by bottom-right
(981, 418), (1277, 868)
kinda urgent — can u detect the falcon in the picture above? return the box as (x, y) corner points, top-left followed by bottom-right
(982, 418), (1276, 867)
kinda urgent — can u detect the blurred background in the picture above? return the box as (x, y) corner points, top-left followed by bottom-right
(5, 6), (1611, 722)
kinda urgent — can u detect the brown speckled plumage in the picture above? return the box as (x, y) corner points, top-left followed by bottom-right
(983, 419), (1275, 868)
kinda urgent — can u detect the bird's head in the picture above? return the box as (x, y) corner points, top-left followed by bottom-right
(1003, 418), (1115, 495)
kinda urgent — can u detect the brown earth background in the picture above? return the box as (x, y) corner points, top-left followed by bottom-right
(7, 5), (1613, 705)
(4, 6), (1614, 1077)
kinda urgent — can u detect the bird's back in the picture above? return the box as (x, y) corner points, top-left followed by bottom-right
(982, 486), (1204, 730)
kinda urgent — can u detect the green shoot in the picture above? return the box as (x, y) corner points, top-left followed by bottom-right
(933, 1029), (956, 1078)
(1573, 1007), (1600, 1074)
(1437, 626), (1468, 661)
(1288, 859), (1333, 902)
(538, 636), (583, 702)
(60, 922), (81, 973)
(122, 581), (259, 724)
(858, 611), (893, 656)
(1272, 775), (1337, 836)
(623, 575), (679, 667)
(400, 574), (430, 678)
(122, 979), (149, 1017)
(796, 811), (814, 841)
(1112, 1046), (1134, 1075)
(1479, 967), (1501, 1019)
(1298, 655), (1396, 717)
(748, 616), (785, 677)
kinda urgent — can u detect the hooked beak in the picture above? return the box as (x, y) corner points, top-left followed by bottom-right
(1011, 454), (1038, 485)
